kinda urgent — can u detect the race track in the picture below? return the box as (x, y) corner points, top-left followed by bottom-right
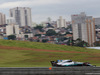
(0, 67), (100, 75)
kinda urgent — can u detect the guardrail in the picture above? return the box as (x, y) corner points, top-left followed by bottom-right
(0, 67), (100, 75)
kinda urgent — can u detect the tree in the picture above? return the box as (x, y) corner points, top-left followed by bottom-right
(35, 34), (41, 37)
(34, 26), (43, 31)
(24, 35), (28, 38)
(66, 24), (72, 30)
(73, 38), (88, 47)
(66, 32), (70, 34)
(46, 29), (56, 36)
(66, 37), (73, 46)
(42, 39), (48, 43)
(58, 37), (67, 41)
(8, 35), (16, 40)
(94, 41), (100, 46)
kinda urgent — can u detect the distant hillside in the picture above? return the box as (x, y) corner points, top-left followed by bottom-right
(0, 40), (100, 67)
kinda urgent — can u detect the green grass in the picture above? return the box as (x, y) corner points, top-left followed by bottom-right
(0, 40), (93, 52)
(0, 40), (100, 67)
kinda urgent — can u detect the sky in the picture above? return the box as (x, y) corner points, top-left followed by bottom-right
(0, 0), (100, 23)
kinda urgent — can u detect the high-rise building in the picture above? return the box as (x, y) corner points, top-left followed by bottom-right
(57, 16), (66, 28)
(9, 7), (32, 27)
(6, 25), (19, 36)
(71, 12), (96, 46)
(0, 12), (6, 25)
(94, 18), (100, 41)
(95, 18), (100, 29)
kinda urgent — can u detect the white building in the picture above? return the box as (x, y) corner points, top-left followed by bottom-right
(16, 33), (33, 39)
(71, 12), (96, 46)
(0, 12), (6, 25)
(32, 22), (37, 27)
(41, 22), (47, 27)
(57, 16), (66, 28)
(6, 17), (16, 25)
(6, 25), (19, 36)
(9, 7), (32, 27)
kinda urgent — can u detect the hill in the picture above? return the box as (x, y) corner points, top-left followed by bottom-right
(0, 40), (100, 67)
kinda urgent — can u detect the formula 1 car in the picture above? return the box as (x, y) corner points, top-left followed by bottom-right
(51, 60), (95, 67)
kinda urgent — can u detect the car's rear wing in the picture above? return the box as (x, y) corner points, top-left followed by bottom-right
(50, 61), (57, 66)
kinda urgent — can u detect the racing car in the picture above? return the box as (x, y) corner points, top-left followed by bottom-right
(51, 59), (95, 67)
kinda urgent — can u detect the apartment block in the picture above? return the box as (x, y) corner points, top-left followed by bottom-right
(9, 7), (32, 27)
(6, 25), (19, 35)
(57, 16), (66, 28)
(0, 12), (6, 25)
(71, 12), (96, 46)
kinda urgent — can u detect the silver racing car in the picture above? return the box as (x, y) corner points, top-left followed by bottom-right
(51, 60), (95, 67)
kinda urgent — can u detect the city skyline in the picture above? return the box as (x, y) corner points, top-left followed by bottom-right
(0, 0), (100, 23)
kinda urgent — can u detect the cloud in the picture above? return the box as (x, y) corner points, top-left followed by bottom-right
(32, 13), (69, 23)
(1, 0), (100, 23)
(0, 0), (62, 8)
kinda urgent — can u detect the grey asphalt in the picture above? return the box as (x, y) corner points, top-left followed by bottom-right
(0, 67), (100, 75)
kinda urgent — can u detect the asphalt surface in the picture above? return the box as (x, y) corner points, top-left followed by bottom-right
(0, 67), (100, 75)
